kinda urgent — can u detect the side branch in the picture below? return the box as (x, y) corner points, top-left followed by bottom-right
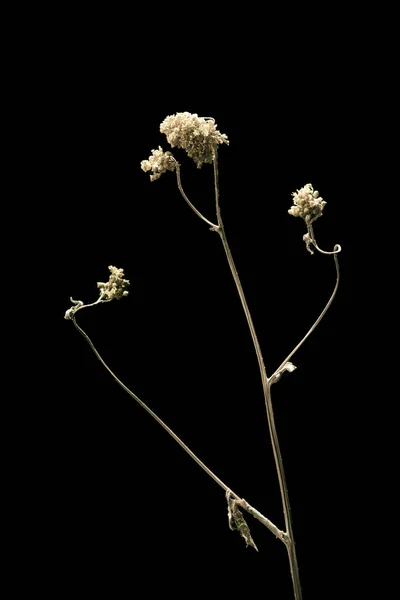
(239, 498), (288, 543)
(175, 164), (219, 229)
(71, 315), (284, 542)
(270, 245), (340, 383)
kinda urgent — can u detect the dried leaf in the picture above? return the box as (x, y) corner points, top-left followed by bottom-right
(270, 362), (297, 385)
(226, 491), (258, 551)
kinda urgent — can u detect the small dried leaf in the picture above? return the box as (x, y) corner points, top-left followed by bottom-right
(226, 491), (258, 551)
(270, 361), (297, 385)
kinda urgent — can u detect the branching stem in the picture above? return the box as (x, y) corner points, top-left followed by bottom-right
(71, 315), (284, 542)
(70, 131), (341, 600)
(175, 163), (219, 229)
(270, 240), (340, 382)
(172, 151), (341, 600)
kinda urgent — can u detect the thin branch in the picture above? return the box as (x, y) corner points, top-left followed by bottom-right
(175, 163), (219, 230)
(309, 222), (341, 255)
(270, 245), (340, 383)
(239, 498), (287, 543)
(71, 314), (284, 542)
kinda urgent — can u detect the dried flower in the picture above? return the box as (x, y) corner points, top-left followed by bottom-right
(288, 184), (327, 223)
(141, 146), (177, 181)
(97, 266), (130, 300)
(160, 112), (229, 168)
(65, 266), (129, 320)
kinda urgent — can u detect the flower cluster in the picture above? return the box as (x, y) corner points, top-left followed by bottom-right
(288, 184), (327, 223)
(97, 266), (130, 300)
(140, 146), (177, 182)
(159, 112), (229, 168)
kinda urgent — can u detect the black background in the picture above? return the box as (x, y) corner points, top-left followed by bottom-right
(19, 21), (359, 599)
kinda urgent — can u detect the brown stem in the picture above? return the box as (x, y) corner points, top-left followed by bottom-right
(212, 150), (302, 600)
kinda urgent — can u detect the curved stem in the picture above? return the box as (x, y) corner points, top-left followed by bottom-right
(212, 151), (302, 600)
(308, 222), (341, 255)
(65, 296), (110, 321)
(175, 164), (219, 229)
(271, 247), (340, 381)
(71, 315), (284, 541)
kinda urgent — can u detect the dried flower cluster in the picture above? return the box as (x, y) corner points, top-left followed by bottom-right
(64, 266), (129, 320)
(97, 266), (130, 300)
(288, 184), (327, 223)
(159, 112), (229, 168)
(140, 146), (177, 182)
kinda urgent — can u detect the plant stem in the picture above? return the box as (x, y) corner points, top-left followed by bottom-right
(308, 222), (341, 255)
(71, 315), (284, 542)
(175, 164), (219, 229)
(212, 150), (303, 600)
(270, 244), (340, 382)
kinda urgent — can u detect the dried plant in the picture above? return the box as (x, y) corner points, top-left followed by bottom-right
(66, 112), (341, 600)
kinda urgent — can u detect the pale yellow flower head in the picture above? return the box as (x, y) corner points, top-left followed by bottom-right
(160, 112), (229, 168)
(97, 266), (130, 300)
(288, 184), (327, 223)
(141, 146), (177, 182)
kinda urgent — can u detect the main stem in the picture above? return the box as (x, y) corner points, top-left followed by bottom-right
(212, 152), (302, 600)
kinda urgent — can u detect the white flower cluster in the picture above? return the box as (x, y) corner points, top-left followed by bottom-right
(97, 266), (130, 300)
(159, 112), (229, 168)
(140, 146), (177, 181)
(288, 184), (326, 223)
